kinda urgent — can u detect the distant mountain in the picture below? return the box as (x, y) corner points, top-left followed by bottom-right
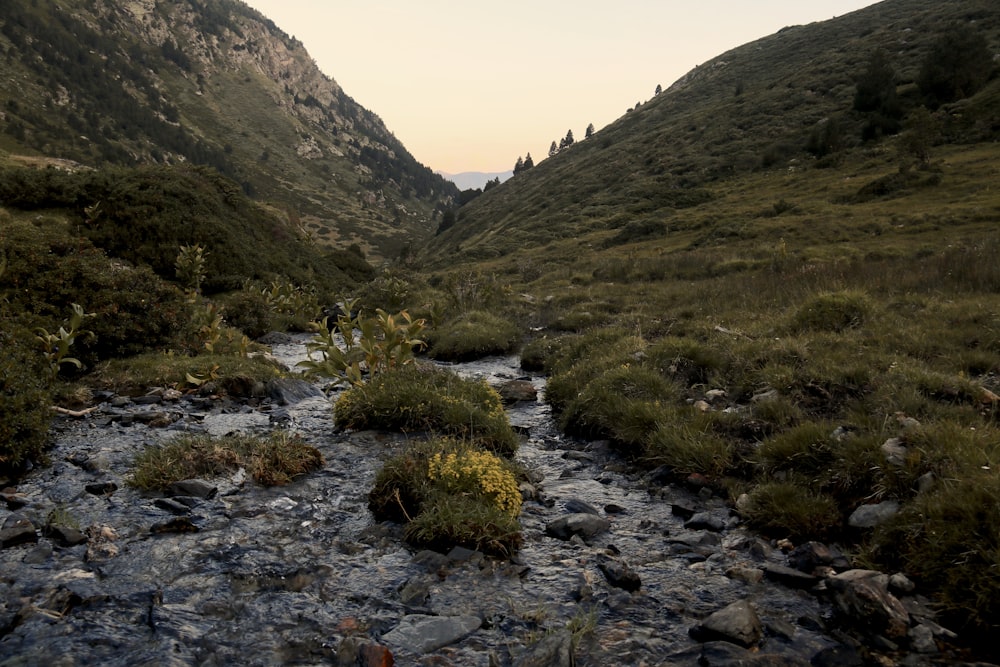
(0, 0), (459, 260)
(438, 171), (514, 191)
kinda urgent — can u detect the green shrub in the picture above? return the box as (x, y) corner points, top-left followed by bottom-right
(559, 364), (677, 447)
(0, 324), (53, 473)
(405, 495), (523, 557)
(791, 290), (872, 333)
(130, 431), (323, 489)
(91, 352), (283, 396)
(645, 336), (730, 387)
(426, 310), (520, 361)
(647, 420), (735, 479)
(520, 336), (560, 372)
(369, 438), (523, 557)
(334, 364), (519, 455)
(869, 472), (1000, 633)
(220, 288), (275, 339)
(740, 481), (842, 541)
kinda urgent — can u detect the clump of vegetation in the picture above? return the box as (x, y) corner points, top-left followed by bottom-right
(299, 301), (426, 387)
(740, 481), (842, 541)
(790, 290), (872, 333)
(90, 352), (283, 396)
(130, 431), (323, 489)
(426, 310), (520, 361)
(0, 323), (54, 474)
(369, 438), (523, 557)
(334, 364), (519, 455)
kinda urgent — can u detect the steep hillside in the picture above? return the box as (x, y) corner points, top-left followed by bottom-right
(425, 0), (999, 264)
(0, 0), (458, 259)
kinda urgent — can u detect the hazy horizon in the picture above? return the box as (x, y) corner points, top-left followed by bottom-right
(244, 1), (881, 174)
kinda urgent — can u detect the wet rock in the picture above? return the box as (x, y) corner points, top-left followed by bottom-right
(1, 489), (28, 509)
(598, 556), (641, 592)
(266, 378), (325, 405)
(151, 517), (199, 534)
(787, 541), (850, 573)
(412, 549), (450, 571)
(85, 481), (119, 496)
(446, 545), (484, 565)
(726, 565), (764, 585)
(826, 570), (909, 640)
(380, 614), (481, 654)
(47, 524), (87, 547)
(545, 513), (610, 541)
(888, 573), (915, 595)
(847, 501), (899, 529)
(690, 599), (763, 648)
(563, 499), (600, 515)
(684, 511), (727, 532)
(1, 513), (38, 548)
(604, 503), (626, 514)
(810, 644), (864, 667)
(167, 478), (217, 499)
(154, 498), (193, 515)
(23, 542), (52, 564)
(132, 395), (162, 405)
(513, 628), (572, 667)
(670, 502), (699, 520)
(498, 380), (537, 404)
(338, 637), (394, 667)
(908, 624), (937, 654)
(761, 563), (819, 589)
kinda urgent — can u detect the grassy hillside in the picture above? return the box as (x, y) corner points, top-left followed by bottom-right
(396, 0), (1000, 648)
(0, 0), (459, 260)
(425, 0), (999, 264)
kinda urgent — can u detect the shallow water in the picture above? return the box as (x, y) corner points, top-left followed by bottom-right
(1, 339), (853, 665)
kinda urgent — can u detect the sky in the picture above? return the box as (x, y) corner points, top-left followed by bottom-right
(243, 1), (880, 175)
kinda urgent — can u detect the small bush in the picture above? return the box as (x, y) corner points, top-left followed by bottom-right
(740, 481), (842, 541)
(90, 352), (283, 396)
(335, 364), (519, 455)
(869, 472), (1000, 634)
(426, 311), (520, 362)
(0, 324), (53, 473)
(646, 337), (730, 387)
(130, 431), (323, 490)
(647, 420), (735, 479)
(220, 288), (274, 339)
(369, 439), (523, 557)
(791, 290), (872, 333)
(558, 364), (677, 444)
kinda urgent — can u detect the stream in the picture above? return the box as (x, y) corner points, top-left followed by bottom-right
(0, 335), (939, 665)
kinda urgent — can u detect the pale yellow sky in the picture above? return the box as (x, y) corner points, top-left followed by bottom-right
(243, 1), (880, 174)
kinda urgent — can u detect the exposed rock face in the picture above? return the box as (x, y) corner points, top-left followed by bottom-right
(827, 570), (910, 640)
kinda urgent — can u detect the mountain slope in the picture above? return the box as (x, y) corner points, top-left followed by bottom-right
(0, 0), (458, 259)
(424, 0), (999, 265)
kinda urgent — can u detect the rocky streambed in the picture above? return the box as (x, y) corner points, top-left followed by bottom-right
(0, 336), (973, 666)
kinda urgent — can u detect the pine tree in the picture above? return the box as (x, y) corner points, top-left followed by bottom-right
(585, 123), (595, 139)
(564, 129), (574, 147)
(655, 84), (662, 95)
(523, 153), (534, 169)
(549, 141), (558, 157)
(513, 156), (524, 174)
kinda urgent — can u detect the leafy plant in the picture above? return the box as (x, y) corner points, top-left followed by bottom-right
(175, 243), (208, 293)
(34, 303), (94, 378)
(299, 299), (426, 387)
